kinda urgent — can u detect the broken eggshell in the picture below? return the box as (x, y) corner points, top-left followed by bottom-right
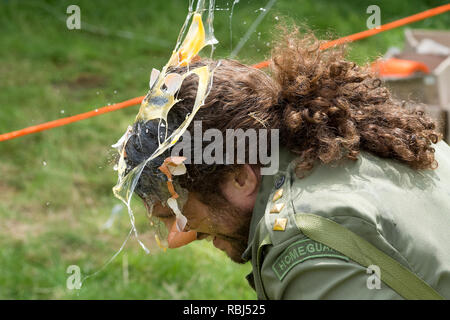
(149, 68), (161, 90)
(167, 197), (187, 232)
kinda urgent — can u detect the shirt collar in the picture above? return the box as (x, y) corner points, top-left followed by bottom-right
(241, 146), (296, 262)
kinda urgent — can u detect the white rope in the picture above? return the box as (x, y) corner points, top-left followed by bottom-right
(229, 0), (277, 59)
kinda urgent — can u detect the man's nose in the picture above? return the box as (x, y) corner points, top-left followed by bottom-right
(167, 220), (197, 248)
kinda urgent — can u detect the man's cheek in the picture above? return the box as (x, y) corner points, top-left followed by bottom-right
(186, 212), (215, 233)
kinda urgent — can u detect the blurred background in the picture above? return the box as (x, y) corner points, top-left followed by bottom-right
(0, 0), (449, 299)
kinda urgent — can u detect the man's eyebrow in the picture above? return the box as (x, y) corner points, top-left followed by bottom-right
(153, 211), (175, 219)
(141, 198), (175, 218)
(148, 206), (175, 219)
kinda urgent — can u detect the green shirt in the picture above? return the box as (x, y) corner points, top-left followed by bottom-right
(242, 141), (450, 299)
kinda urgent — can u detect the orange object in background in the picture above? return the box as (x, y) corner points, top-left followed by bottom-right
(372, 58), (430, 78)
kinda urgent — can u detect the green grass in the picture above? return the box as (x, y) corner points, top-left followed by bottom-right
(0, 0), (448, 299)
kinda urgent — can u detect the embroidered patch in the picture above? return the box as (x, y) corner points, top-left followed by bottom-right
(272, 238), (349, 280)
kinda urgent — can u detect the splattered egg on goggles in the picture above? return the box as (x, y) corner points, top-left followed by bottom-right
(111, 1), (218, 253)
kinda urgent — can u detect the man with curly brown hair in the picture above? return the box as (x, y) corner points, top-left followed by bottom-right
(122, 29), (450, 300)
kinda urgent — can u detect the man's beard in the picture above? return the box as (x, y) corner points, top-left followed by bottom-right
(206, 194), (253, 264)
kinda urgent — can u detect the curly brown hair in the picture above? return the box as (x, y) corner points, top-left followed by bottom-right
(126, 28), (442, 201)
(271, 28), (440, 174)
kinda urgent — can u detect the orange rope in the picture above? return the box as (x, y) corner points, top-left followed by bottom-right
(255, 4), (450, 68)
(1, 4), (449, 142)
(320, 3), (450, 50)
(0, 97), (144, 142)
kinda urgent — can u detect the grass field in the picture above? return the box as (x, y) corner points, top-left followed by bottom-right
(0, 0), (448, 299)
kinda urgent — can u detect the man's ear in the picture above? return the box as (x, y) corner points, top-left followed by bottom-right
(234, 164), (260, 195)
(221, 164), (261, 212)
